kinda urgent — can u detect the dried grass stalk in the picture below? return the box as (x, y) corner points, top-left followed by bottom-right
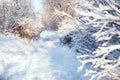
(12, 18), (41, 41)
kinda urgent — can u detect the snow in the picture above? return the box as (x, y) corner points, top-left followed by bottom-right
(32, 0), (45, 13)
(1, 0), (119, 80)
(40, 30), (59, 41)
(0, 31), (80, 80)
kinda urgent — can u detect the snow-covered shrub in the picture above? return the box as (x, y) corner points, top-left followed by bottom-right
(12, 18), (41, 41)
(60, 27), (99, 54)
(0, 0), (35, 34)
(60, 0), (120, 80)
(41, 0), (76, 31)
(41, 0), (61, 31)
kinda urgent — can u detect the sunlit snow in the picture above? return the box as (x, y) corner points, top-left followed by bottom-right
(0, 31), (80, 80)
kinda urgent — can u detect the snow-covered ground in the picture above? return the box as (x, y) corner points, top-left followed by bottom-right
(0, 31), (80, 80)
(0, 0), (119, 80)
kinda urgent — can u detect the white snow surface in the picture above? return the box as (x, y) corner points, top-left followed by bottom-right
(0, 31), (80, 80)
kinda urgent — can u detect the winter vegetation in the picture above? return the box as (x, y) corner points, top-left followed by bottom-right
(0, 0), (120, 80)
(59, 0), (120, 80)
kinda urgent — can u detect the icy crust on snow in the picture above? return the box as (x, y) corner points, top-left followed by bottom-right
(0, 31), (79, 80)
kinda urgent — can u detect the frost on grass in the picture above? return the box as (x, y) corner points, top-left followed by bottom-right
(0, 0), (45, 41)
(12, 18), (42, 41)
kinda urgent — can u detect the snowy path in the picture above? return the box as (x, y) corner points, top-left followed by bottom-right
(0, 31), (79, 80)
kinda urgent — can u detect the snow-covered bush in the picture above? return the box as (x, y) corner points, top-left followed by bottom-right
(59, 0), (120, 80)
(12, 18), (42, 41)
(41, 0), (76, 31)
(0, 0), (35, 34)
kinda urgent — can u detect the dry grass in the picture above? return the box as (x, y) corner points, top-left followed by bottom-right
(12, 18), (41, 41)
(41, 0), (75, 31)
